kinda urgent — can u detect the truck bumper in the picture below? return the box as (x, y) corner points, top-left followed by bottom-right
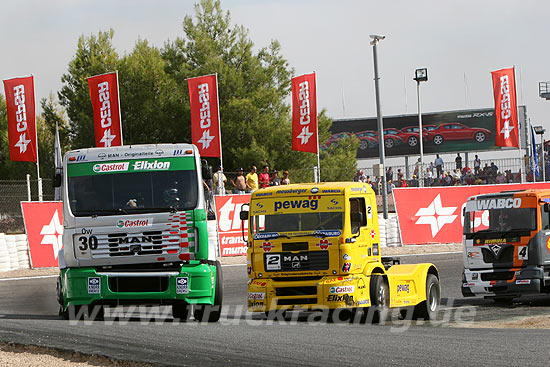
(461, 267), (543, 297)
(247, 275), (371, 312)
(60, 262), (216, 308)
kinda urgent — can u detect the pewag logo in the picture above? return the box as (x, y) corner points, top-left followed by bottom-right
(274, 198), (318, 212)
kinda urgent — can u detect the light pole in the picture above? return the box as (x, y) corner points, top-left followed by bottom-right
(534, 125), (546, 181)
(370, 34), (388, 219)
(414, 68), (428, 187)
(538, 81), (550, 181)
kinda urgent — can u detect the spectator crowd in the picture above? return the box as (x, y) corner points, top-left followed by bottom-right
(354, 154), (524, 193)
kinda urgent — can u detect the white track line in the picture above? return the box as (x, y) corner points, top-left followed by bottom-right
(0, 275), (58, 282)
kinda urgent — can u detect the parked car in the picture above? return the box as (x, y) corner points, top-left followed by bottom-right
(355, 131), (379, 150)
(426, 123), (491, 145)
(396, 126), (429, 147)
(380, 129), (404, 149)
(322, 132), (352, 150)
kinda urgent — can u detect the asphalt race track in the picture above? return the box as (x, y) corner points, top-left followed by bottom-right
(1, 253), (549, 366)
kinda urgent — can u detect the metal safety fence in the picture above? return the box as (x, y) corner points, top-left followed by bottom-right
(0, 179), (54, 233)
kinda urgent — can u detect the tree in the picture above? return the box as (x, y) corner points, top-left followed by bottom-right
(58, 29), (119, 149)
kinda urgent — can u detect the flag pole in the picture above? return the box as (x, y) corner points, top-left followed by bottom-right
(116, 70), (123, 145)
(31, 75), (42, 201)
(314, 72), (320, 183)
(514, 67), (524, 183)
(215, 73), (225, 194)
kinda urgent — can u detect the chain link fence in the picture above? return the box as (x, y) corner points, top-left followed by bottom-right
(0, 179), (54, 233)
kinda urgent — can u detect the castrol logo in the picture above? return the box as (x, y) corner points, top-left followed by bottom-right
(93, 162), (129, 173)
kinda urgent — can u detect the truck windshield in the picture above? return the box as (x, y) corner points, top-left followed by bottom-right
(251, 212), (344, 234)
(464, 207), (536, 234)
(68, 170), (198, 217)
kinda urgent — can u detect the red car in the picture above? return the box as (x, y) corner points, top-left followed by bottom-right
(355, 131), (379, 150)
(356, 130), (402, 149)
(398, 126), (429, 147)
(323, 132), (351, 149)
(380, 129), (405, 149)
(426, 123), (491, 145)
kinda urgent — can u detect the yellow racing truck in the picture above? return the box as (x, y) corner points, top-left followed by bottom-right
(240, 182), (440, 321)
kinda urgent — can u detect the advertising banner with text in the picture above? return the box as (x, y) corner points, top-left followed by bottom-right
(21, 202), (63, 268)
(329, 106), (527, 159)
(215, 194), (250, 256)
(394, 183), (550, 245)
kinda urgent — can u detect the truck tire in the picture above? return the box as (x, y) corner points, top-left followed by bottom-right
(414, 274), (440, 320)
(193, 260), (223, 322)
(172, 302), (190, 321)
(370, 275), (389, 324)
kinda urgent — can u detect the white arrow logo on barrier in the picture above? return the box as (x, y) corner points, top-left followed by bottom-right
(40, 210), (64, 259)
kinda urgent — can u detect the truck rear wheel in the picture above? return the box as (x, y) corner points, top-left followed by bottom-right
(414, 274), (440, 320)
(193, 260), (223, 322)
(369, 275), (389, 324)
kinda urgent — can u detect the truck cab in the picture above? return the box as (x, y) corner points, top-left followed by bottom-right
(56, 143), (222, 321)
(242, 182), (440, 320)
(462, 189), (550, 301)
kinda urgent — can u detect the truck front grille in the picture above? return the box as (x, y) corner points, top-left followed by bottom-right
(108, 276), (169, 292)
(481, 271), (514, 281)
(481, 246), (514, 264)
(277, 298), (317, 305)
(89, 229), (194, 259)
(264, 251), (329, 272)
(276, 286), (317, 296)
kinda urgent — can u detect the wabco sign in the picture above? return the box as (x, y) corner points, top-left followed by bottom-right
(393, 183), (550, 245)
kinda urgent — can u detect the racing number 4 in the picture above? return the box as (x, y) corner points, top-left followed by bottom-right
(78, 235), (99, 251)
(518, 246), (528, 261)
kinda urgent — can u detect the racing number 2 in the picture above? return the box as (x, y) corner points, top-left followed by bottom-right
(78, 235), (99, 251)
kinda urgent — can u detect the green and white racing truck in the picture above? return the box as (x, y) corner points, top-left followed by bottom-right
(55, 143), (222, 321)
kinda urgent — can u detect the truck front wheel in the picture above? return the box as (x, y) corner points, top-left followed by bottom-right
(369, 275), (389, 324)
(193, 260), (223, 322)
(414, 274), (440, 320)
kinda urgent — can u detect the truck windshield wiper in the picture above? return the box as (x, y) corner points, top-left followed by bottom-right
(286, 230), (342, 239)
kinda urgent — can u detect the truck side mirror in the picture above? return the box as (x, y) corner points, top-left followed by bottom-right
(240, 210), (249, 221)
(202, 160), (213, 180)
(351, 212), (363, 234)
(53, 173), (62, 188)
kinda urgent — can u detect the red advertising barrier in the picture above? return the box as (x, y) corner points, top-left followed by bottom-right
(215, 194), (250, 256)
(21, 202), (63, 268)
(393, 183), (550, 245)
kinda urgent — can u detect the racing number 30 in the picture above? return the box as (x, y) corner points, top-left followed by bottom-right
(78, 235), (99, 251)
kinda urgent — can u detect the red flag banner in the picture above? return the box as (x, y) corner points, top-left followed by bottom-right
(491, 68), (519, 148)
(292, 73), (318, 153)
(187, 74), (221, 157)
(3, 76), (37, 162)
(87, 72), (123, 147)
(21, 201), (64, 268)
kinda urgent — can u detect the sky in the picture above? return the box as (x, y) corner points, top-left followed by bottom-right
(2, 0), (550, 165)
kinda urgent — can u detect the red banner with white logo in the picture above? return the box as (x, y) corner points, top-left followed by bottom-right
(3, 76), (37, 162)
(87, 72), (123, 147)
(292, 73), (318, 153)
(21, 202), (63, 268)
(491, 68), (519, 148)
(188, 74), (221, 157)
(394, 183), (550, 245)
(215, 194), (250, 256)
